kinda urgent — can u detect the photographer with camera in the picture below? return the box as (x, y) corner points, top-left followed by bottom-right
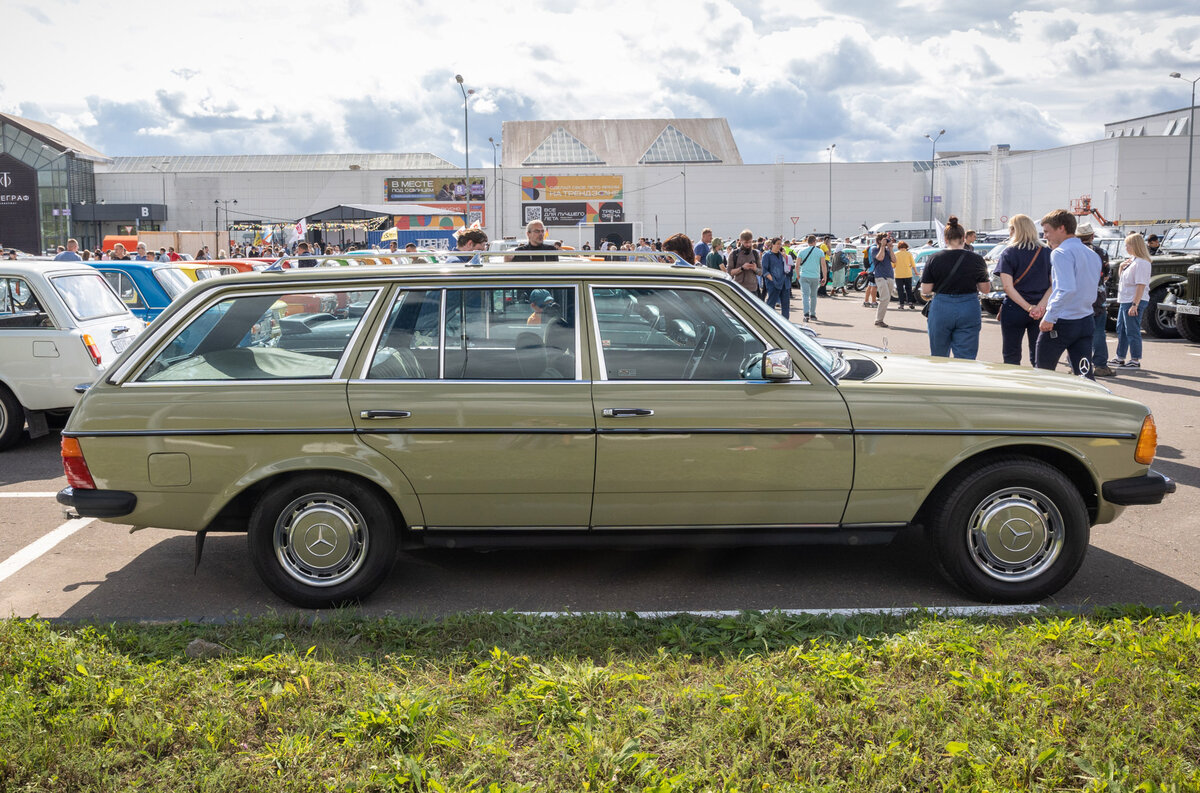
(867, 233), (896, 327)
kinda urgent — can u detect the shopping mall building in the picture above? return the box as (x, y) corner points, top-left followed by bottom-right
(1, 109), (1195, 255)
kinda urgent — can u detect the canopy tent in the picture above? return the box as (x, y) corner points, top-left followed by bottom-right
(305, 203), (456, 223)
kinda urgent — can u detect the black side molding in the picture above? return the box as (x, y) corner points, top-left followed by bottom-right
(57, 487), (137, 518)
(1101, 471), (1176, 506)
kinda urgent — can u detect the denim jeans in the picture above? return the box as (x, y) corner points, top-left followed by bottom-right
(1036, 314), (1095, 378)
(1114, 299), (1149, 360)
(927, 293), (982, 358)
(1091, 310), (1109, 367)
(765, 283), (791, 319)
(800, 277), (820, 316)
(998, 299), (1039, 366)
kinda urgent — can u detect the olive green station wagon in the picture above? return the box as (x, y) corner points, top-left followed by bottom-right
(57, 254), (1174, 608)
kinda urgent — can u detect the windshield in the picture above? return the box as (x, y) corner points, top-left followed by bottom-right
(154, 267), (193, 298)
(51, 273), (129, 321)
(1161, 227), (1200, 251)
(729, 281), (840, 375)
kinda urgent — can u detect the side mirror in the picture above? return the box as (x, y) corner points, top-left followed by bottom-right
(742, 349), (793, 380)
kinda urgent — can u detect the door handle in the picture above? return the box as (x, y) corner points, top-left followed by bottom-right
(602, 408), (654, 418)
(359, 410), (412, 419)
(111, 325), (130, 335)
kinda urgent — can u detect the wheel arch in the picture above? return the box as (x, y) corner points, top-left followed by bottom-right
(203, 459), (423, 538)
(914, 443), (1099, 527)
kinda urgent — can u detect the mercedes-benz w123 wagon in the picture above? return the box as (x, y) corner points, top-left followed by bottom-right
(57, 252), (1174, 607)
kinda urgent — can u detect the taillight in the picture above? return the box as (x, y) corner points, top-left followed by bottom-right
(1134, 414), (1158, 465)
(61, 437), (96, 489)
(81, 334), (102, 366)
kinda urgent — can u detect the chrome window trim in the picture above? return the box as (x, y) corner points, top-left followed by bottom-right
(587, 282), (788, 384)
(118, 377), (354, 389)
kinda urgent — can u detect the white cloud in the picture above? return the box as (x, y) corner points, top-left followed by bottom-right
(1, 0), (1197, 165)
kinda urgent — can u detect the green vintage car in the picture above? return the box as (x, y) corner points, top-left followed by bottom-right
(57, 253), (1174, 608)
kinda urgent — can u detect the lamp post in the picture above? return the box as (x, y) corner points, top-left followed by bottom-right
(924, 129), (946, 232)
(455, 75), (474, 227)
(826, 144), (836, 235)
(680, 169), (688, 232)
(489, 136), (502, 239)
(149, 160), (169, 212)
(1170, 72), (1198, 223)
(213, 199), (237, 247)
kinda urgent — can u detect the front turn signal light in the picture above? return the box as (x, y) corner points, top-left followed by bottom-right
(1134, 414), (1158, 465)
(61, 436), (97, 490)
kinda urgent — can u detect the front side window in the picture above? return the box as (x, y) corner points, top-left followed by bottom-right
(592, 286), (765, 381)
(137, 288), (379, 382)
(367, 286), (578, 380)
(51, 273), (127, 321)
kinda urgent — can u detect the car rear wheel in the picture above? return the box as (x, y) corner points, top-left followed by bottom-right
(0, 386), (24, 451)
(927, 457), (1089, 602)
(248, 473), (397, 608)
(1142, 286), (1179, 339)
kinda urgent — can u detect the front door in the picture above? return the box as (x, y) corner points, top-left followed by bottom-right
(588, 284), (854, 529)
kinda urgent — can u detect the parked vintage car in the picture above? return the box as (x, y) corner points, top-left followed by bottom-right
(85, 259), (195, 323)
(58, 252), (1173, 607)
(0, 260), (142, 450)
(1141, 224), (1200, 340)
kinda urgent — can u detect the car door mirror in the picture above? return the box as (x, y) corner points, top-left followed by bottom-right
(741, 348), (793, 380)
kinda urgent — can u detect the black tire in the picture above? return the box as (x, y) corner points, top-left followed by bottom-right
(1142, 286), (1179, 339)
(853, 271), (869, 291)
(248, 473), (397, 608)
(1179, 313), (1200, 343)
(0, 386), (24, 451)
(926, 457), (1089, 602)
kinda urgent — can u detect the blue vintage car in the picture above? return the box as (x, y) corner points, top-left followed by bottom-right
(85, 260), (194, 323)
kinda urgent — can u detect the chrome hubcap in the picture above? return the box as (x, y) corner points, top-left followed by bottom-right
(274, 493), (368, 587)
(967, 487), (1064, 582)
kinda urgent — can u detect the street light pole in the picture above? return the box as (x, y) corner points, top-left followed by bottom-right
(681, 170), (688, 233)
(489, 136), (501, 239)
(826, 143), (836, 235)
(1170, 72), (1198, 223)
(924, 129), (946, 233)
(455, 75), (474, 228)
(213, 199), (237, 249)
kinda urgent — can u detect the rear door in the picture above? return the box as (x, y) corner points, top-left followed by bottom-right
(347, 283), (597, 530)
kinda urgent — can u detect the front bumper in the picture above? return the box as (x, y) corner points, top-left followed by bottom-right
(1101, 471), (1176, 506)
(57, 487), (137, 518)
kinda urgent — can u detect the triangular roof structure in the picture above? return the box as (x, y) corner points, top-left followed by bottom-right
(522, 126), (604, 166)
(0, 112), (111, 163)
(639, 124), (721, 164)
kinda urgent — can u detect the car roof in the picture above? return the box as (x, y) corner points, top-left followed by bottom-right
(0, 259), (114, 278)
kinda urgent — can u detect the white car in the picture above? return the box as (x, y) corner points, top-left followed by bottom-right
(0, 260), (142, 450)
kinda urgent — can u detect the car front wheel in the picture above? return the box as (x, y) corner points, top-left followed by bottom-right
(1142, 286), (1179, 339)
(248, 473), (397, 608)
(927, 457), (1089, 602)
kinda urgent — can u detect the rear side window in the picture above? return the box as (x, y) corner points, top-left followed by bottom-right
(51, 273), (128, 321)
(136, 288), (379, 382)
(101, 271), (147, 310)
(0, 276), (52, 328)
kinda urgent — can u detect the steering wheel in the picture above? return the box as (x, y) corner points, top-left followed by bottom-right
(683, 325), (715, 379)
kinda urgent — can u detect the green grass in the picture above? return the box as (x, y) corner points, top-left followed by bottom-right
(1, 607), (1198, 791)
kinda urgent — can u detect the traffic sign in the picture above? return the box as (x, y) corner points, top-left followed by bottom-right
(790, 216), (800, 224)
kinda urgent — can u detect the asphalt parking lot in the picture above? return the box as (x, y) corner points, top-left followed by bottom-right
(2, 289), (1197, 621)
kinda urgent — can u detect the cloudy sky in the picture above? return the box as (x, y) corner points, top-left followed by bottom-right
(4, 0), (1199, 167)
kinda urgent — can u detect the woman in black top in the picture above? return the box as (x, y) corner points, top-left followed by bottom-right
(994, 213), (1052, 366)
(920, 216), (990, 359)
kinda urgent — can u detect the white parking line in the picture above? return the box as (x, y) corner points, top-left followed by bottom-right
(0, 492), (59, 498)
(517, 605), (1045, 618)
(0, 517), (95, 584)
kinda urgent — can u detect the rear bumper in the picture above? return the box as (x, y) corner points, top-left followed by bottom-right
(57, 486), (137, 518)
(1101, 471), (1176, 506)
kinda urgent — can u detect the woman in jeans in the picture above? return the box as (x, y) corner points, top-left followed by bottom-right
(795, 234), (826, 321)
(1110, 232), (1152, 369)
(761, 237), (791, 319)
(919, 216), (990, 358)
(995, 214), (1052, 365)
